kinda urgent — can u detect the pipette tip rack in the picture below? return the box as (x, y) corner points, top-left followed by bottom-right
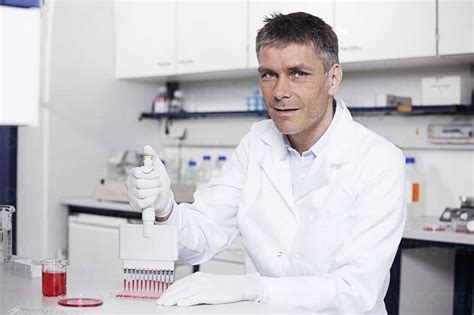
(119, 224), (178, 299)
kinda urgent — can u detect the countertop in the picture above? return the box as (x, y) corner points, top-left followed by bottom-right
(62, 197), (474, 246)
(62, 197), (134, 213)
(404, 216), (474, 245)
(0, 264), (304, 314)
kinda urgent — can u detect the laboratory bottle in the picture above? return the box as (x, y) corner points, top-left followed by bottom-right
(183, 160), (197, 185)
(210, 155), (226, 178)
(152, 86), (168, 113)
(405, 157), (424, 218)
(196, 155), (213, 187)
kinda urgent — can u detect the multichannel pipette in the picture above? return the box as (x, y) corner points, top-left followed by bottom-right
(118, 153), (178, 299)
(141, 154), (155, 238)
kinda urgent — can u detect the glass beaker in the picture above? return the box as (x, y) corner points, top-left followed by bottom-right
(0, 205), (15, 263)
(41, 259), (68, 296)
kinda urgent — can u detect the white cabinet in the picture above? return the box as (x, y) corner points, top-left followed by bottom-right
(68, 214), (125, 280)
(114, 0), (247, 77)
(248, 1), (334, 68)
(334, 1), (436, 63)
(176, 1), (247, 74)
(438, 0), (474, 55)
(0, 6), (40, 126)
(113, 1), (473, 79)
(114, 0), (175, 78)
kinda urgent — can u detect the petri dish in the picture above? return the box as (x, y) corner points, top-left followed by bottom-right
(58, 297), (103, 307)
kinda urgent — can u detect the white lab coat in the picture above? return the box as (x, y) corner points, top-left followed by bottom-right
(163, 99), (407, 314)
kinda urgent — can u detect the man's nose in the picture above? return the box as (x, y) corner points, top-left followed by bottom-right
(273, 77), (291, 101)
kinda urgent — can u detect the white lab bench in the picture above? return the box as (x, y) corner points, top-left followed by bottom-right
(62, 198), (474, 315)
(0, 263), (304, 314)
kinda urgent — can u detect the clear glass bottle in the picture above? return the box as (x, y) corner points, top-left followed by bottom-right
(211, 155), (226, 178)
(183, 160), (197, 185)
(196, 155), (212, 187)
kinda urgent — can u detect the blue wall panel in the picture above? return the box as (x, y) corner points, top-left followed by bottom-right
(0, 127), (17, 255)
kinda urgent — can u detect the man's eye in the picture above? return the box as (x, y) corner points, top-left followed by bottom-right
(261, 72), (276, 80)
(292, 71), (308, 79)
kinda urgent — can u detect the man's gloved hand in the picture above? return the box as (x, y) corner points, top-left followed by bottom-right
(126, 145), (174, 216)
(156, 272), (263, 307)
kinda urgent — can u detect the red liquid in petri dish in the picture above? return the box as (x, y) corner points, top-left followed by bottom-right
(42, 271), (67, 296)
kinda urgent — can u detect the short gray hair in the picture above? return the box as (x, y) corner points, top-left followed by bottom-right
(256, 12), (339, 73)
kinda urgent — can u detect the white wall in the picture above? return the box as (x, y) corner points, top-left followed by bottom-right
(17, 0), (162, 260)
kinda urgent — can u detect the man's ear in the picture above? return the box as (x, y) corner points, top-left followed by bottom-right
(328, 64), (343, 96)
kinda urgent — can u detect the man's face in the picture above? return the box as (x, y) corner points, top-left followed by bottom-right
(258, 44), (335, 142)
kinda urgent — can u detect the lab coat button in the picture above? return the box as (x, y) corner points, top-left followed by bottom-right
(277, 251), (283, 257)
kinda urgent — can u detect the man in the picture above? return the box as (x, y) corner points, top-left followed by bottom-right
(126, 12), (406, 314)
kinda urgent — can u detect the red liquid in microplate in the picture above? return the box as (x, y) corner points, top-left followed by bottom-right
(116, 280), (173, 300)
(42, 271), (67, 296)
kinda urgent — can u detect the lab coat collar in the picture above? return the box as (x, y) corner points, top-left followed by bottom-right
(327, 98), (354, 165)
(260, 124), (288, 161)
(260, 98), (354, 165)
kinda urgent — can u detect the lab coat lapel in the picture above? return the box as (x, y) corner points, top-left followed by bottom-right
(258, 129), (295, 215)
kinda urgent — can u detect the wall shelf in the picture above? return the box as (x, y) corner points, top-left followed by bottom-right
(348, 105), (473, 116)
(139, 110), (269, 121)
(139, 105), (473, 121)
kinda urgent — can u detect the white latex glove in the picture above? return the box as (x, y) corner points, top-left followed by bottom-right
(126, 145), (174, 216)
(156, 272), (263, 307)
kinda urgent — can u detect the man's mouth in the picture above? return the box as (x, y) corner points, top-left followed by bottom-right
(274, 108), (299, 112)
(272, 107), (299, 118)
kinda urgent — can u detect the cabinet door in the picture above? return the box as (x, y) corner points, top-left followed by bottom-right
(248, 1), (334, 68)
(438, 0), (474, 55)
(335, 0), (436, 63)
(68, 214), (126, 280)
(0, 6), (40, 126)
(114, 0), (175, 78)
(176, 1), (247, 74)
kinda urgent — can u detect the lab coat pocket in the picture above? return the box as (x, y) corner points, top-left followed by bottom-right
(296, 213), (349, 274)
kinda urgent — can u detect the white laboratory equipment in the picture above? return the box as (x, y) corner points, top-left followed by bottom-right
(405, 157), (424, 218)
(94, 150), (141, 203)
(0, 206), (15, 263)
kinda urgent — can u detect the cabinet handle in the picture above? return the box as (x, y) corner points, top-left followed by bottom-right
(340, 46), (362, 51)
(178, 59), (194, 64)
(156, 61), (171, 66)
